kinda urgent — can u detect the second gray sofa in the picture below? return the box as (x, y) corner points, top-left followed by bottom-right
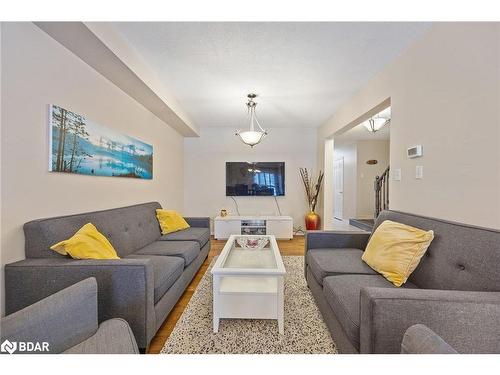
(4, 202), (210, 350)
(305, 210), (500, 354)
(1, 277), (138, 354)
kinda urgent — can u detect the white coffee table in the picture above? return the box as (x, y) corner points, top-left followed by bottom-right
(211, 234), (286, 334)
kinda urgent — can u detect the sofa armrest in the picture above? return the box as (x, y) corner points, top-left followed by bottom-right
(360, 287), (500, 354)
(305, 230), (371, 251)
(184, 217), (210, 228)
(64, 318), (139, 354)
(401, 324), (458, 354)
(0, 278), (98, 353)
(5, 258), (155, 349)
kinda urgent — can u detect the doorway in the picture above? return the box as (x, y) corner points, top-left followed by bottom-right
(333, 158), (344, 220)
(332, 105), (391, 228)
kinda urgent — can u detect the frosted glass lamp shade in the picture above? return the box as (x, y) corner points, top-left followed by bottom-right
(236, 130), (267, 147)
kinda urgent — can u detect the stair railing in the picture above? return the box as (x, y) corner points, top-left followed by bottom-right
(374, 166), (390, 218)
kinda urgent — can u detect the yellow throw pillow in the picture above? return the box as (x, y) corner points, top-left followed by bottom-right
(50, 223), (120, 260)
(362, 220), (434, 287)
(156, 209), (190, 235)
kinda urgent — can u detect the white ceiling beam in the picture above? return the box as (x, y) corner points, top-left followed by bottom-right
(35, 21), (199, 137)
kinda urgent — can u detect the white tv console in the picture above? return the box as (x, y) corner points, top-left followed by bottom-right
(214, 215), (293, 240)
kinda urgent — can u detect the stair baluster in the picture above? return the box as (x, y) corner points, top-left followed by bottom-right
(374, 166), (390, 218)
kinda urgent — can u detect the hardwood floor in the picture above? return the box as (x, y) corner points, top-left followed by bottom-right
(147, 235), (305, 354)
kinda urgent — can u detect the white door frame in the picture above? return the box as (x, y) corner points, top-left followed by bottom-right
(333, 158), (344, 220)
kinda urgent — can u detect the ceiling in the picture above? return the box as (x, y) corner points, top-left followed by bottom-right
(113, 22), (430, 129)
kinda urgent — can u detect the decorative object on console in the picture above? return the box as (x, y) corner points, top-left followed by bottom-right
(235, 93), (267, 147)
(299, 168), (324, 230)
(236, 236), (270, 250)
(220, 209), (228, 217)
(49, 104), (153, 179)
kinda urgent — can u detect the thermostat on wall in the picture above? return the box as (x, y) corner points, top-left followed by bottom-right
(407, 145), (423, 158)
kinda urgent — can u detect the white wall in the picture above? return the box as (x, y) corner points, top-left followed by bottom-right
(183, 127), (317, 232)
(319, 23), (500, 229)
(356, 140), (390, 218)
(0, 23), (185, 315)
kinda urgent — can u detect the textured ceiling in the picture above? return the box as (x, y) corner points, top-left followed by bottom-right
(113, 22), (430, 129)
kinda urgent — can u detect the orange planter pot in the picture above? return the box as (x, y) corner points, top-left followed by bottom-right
(305, 211), (321, 230)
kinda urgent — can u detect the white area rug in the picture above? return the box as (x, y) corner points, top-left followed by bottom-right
(161, 256), (337, 354)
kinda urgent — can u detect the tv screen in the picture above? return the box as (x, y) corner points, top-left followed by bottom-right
(226, 162), (285, 196)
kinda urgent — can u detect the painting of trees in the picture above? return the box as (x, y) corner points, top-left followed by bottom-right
(51, 105), (90, 173)
(49, 104), (153, 179)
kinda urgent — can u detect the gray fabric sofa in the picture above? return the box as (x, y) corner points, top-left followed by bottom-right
(4, 202), (210, 350)
(305, 210), (500, 354)
(1, 278), (138, 354)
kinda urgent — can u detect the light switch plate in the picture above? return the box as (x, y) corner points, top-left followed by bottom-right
(392, 168), (401, 181)
(416, 165), (424, 179)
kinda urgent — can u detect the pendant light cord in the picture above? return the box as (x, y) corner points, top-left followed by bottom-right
(230, 196), (281, 217)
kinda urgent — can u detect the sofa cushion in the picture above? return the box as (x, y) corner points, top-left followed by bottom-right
(64, 318), (139, 354)
(159, 227), (210, 248)
(135, 240), (200, 267)
(323, 274), (418, 350)
(307, 248), (377, 285)
(127, 254), (184, 304)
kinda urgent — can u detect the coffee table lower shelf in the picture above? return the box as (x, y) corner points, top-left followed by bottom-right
(213, 275), (285, 334)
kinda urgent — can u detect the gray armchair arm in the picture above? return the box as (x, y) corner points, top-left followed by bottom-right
(184, 217), (210, 228)
(1, 278), (98, 353)
(360, 288), (500, 354)
(5, 258), (155, 349)
(401, 324), (458, 354)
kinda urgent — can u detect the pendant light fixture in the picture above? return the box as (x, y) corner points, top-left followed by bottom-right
(363, 116), (390, 133)
(236, 93), (267, 147)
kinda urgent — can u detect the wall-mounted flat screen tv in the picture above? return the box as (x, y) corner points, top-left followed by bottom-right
(226, 162), (285, 196)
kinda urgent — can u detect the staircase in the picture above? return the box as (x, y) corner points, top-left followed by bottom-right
(348, 166), (390, 232)
(374, 166), (390, 217)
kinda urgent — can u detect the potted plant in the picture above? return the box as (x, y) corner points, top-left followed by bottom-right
(299, 168), (324, 230)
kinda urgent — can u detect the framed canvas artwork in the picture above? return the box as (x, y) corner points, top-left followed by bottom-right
(49, 104), (153, 179)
